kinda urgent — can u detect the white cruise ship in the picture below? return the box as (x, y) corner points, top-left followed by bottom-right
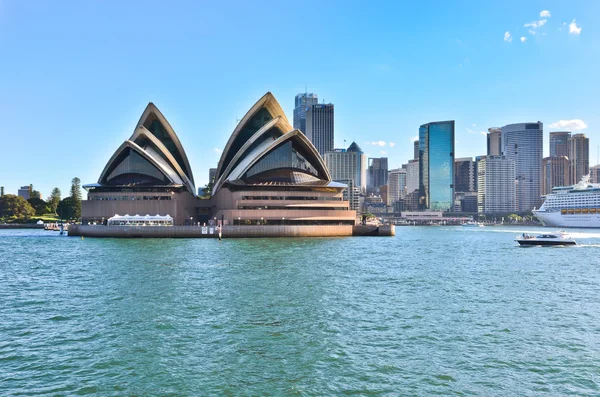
(533, 175), (600, 228)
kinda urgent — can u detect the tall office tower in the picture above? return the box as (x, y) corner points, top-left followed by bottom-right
(324, 142), (367, 209)
(454, 157), (476, 193)
(387, 168), (407, 206)
(0, 186), (3, 197)
(501, 122), (543, 211)
(542, 156), (569, 194)
(17, 185), (31, 200)
(293, 93), (318, 134)
(476, 155), (516, 213)
(487, 128), (502, 156)
(590, 165), (600, 184)
(550, 131), (570, 157)
(418, 120), (455, 211)
(306, 103), (334, 157)
(568, 133), (589, 184)
(367, 157), (388, 194)
(413, 140), (419, 160)
(208, 168), (217, 185)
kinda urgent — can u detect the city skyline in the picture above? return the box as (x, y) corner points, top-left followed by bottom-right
(0, 1), (597, 196)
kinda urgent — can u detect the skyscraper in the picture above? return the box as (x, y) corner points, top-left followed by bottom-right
(413, 140), (419, 160)
(501, 122), (543, 211)
(293, 93), (318, 134)
(568, 133), (589, 184)
(454, 157), (476, 193)
(324, 142), (367, 209)
(591, 165), (600, 184)
(367, 157), (388, 194)
(419, 121), (455, 211)
(550, 131), (570, 157)
(387, 168), (407, 205)
(487, 128), (502, 156)
(306, 103), (334, 157)
(542, 156), (569, 194)
(208, 168), (217, 185)
(477, 155), (516, 213)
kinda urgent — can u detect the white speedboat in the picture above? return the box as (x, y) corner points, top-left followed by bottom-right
(462, 221), (483, 227)
(515, 231), (576, 246)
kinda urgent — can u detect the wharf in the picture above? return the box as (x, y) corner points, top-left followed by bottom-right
(68, 224), (395, 238)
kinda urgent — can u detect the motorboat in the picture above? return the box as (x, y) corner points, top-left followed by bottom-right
(462, 221), (483, 227)
(515, 231), (576, 246)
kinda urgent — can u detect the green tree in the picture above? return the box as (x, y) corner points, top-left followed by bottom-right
(57, 197), (75, 220)
(48, 187), (61, 214)
(27, 197), (50, 216)
(69, 177), (82, 220)
(0, 194), (36, 219)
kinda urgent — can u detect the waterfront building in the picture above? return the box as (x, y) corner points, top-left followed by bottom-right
(419, 120), (455, 211)
(568, 133), (589, 184)
(550, 131), (570, 157)
(17, 186), (31, 200)
(454, 157), (476, 193)
(542, 156), (569, 195)
(293, 93), (318, 135)
(477, 155), (516, 213)
(305, 103), (334, 157)
(211, 92), (355, 227)
(454, 191), (478, 213)
(413, 140), (419, 160)
(388, 168), (407, 206)
(501, 122), (543, 211)
(367, 157), (388, 194)
(82, 103), (198, 225)
(487, 128), (502, 156)
(591, 165), (600, 184)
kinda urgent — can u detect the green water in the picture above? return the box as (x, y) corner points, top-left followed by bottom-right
(1, 227), (600, 395)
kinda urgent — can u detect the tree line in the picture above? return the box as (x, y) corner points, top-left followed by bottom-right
(0, 177), (82, 221)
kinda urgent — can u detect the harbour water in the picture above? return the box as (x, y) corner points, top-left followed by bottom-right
(1, 227), (600, 395)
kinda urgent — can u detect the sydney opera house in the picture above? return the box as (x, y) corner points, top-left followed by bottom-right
(82, 93), (357, 234)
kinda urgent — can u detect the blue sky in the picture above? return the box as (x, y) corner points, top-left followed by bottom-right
(0, 0), (598, 197)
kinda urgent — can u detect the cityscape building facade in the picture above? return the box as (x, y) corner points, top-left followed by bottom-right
(542, 156), (569, 195)
(418, 120), (455, 211)
(293, 93), (318, 134)
(591, 165), (600, 184)
(413, 140), (419, 160)
(487, 128), (502, 156)
(501, 122), (543, 211)
(454, 157), (476, 193)
(550, 131), (570, 157)
(367, 157), (388, 194)
(568, 133), (589, 184)
(305, 103), (334, 157)
(387, 168), (407, 206)
(17, 186), (32, 200)
(476, 155), (516, 213)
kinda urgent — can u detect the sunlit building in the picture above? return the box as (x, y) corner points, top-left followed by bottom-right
(542, 156), (569, 195)
(419, 120), (455, 211)
(568, 133), (589, 184)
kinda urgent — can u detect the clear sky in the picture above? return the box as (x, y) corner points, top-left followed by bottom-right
(0, 0), (598, 198)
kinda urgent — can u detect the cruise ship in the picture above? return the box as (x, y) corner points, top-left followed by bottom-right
(533, 175), (600, 228)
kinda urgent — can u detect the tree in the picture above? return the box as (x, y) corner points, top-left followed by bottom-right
(0, 194), (36, 219)
(27, 197), (50, 216)
(69, 177), (82, 220)
(57, 197), (75, 220)
(48, 187), (61, 214)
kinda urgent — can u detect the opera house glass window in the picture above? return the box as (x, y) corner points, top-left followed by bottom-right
(244, 141), (321, 182)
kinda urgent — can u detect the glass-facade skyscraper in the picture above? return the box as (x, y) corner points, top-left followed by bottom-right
(549, 131), (570, 157)
(418, 121), (455, 211)
(293, 93), (318, 135)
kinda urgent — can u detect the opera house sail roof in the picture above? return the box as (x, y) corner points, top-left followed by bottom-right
(213, 92), (341, 195)
(84, 103), (196, 195)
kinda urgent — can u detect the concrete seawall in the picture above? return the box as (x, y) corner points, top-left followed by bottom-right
(69, 224), (395, 238)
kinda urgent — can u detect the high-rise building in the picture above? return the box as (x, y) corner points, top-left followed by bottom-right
(568, 133), (589, 184)
(591, 165), (600, 184)
(419, 120), (455, 211)
(293, 93), (318, 134)
(208, 168), (217, 185)
(367, 157), (388, 194)
(413, 140), (419, 160)
(306, 103), (334, 157)
(477, 155), (516, 213)
(0, 186), (4, 197)
(388, 168), (407, 206)
(324, 142), (367, 210)
(542, 156), (569, 194)
(501, 122), (543, 211)
(17, 185), (31, 200)
(454, 157), (476, 193)
(550, 131), (570, 157)
(405, 160), (419, 195)
(487, 128), (502, 156)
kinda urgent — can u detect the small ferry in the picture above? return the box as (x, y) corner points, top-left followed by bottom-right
(515, 231), (576, 246)
(462, 221), (484, 227)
